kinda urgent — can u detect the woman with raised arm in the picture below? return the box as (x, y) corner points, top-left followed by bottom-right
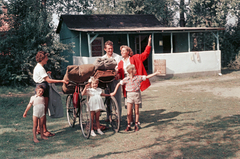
(116, 35), (152, 126)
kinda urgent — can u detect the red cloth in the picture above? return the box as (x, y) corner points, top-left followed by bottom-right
(118, 45), (151, 97)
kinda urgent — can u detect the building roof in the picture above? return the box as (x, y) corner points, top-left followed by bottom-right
(56, 14), (162, 33)
(56, 14), (224, 33)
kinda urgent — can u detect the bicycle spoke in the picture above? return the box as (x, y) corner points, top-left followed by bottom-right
(66, 95), (76, 127)
(106, 96), (120, 132)
(79, 100), (91, 139)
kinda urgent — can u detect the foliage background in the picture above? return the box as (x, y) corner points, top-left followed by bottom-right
(185, 0), (240, 67)
(0, 0), (73, 86)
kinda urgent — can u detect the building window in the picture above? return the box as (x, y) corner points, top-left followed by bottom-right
(190, 32), (216, 51)
(173, 33), (188, 53)
(91, 37), (104, 57)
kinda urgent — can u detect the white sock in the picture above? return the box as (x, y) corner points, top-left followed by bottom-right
(91, 130), (96, 136)
(97, 129), (104, 135)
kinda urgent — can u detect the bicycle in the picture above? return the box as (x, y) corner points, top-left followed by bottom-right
(66, 81), (91, 139)
(66, 79), (120, 139)
(98, 78), (121, 133)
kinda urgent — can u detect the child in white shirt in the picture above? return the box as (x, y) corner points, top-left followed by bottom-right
(82, 77), (110, 137)
(23, 85), (48, 143)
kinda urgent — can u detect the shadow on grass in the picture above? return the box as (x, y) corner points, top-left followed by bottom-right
(2, 95), (240, 158)
(90, 110), (240, 159)
(141, 109), (200, 128)
(157, 115), (240, 158)
(0, 95), (124, 158)
(150, 115), (240, 158)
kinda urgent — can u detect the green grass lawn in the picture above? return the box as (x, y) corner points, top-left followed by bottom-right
(2, 72), (240, 158)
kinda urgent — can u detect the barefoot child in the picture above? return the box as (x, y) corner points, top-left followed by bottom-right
(82, 77), (110, 137)
(23, 85), (48, 143)
(33, 50), (69, 137)
(111, 64), (161, 132)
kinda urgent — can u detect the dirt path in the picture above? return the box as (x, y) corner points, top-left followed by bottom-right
(151, 73), (240, 99)
(151, 73), (238, 87)
(2, 72), (238, 98)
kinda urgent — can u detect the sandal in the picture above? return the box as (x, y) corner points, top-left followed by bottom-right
(43, 131), (55, 137)
(36, 130), (40, 134)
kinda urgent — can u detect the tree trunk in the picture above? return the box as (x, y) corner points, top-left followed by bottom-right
(180, 0), (185, 27)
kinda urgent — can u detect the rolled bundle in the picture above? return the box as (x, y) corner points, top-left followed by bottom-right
(93, 57), (105, 70)
(103, 58), (117, 70)
(93, 58), (117, 70)
(62, 64), (95, 94)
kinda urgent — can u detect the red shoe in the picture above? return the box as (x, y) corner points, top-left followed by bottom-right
(135, 125), (139, 131)
(124, 126), (132, 132)
(43, 131), (55, 137)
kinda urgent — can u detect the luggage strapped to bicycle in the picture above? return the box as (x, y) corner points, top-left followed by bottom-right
(93, 70), (117, 89)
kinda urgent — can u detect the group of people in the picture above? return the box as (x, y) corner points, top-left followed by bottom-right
(23, 35), (161, 142)
(23, 51), (68, 143)
(101, 35), (160, 133)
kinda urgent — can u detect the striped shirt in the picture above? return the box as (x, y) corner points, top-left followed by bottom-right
(120, 75), (146, 92)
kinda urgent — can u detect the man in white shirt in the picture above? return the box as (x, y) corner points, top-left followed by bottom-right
(102, 40), (122, 120)
(102, 41), (122, 66)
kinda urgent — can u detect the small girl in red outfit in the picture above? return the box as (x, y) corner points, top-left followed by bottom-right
(111, 64), (160, 132)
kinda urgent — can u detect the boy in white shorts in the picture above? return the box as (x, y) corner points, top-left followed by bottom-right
(111, 64), (161, 132)
(23, 85), (48, 143)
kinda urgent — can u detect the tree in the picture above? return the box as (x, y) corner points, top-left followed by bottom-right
(121, 0), (177, 26)
(221, 7), (240, 67)
(91, 0), (123, 14)
(221, 25), (240, 67)
(0, 0), (73, 86)
(186, 0), (229, 27)
(90, 0), (177, 26)
(179, 0), (186, 27)
(185, 0), (240, 67)
(46, 0), (93, 16)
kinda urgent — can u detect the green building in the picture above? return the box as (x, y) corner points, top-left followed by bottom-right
(56, 14), (224, 76)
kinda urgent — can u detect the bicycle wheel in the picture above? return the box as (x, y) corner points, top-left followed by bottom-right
(79, 99), (91, 139)
(66, 95), (76, 127)
(106, 96), (120, 132)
